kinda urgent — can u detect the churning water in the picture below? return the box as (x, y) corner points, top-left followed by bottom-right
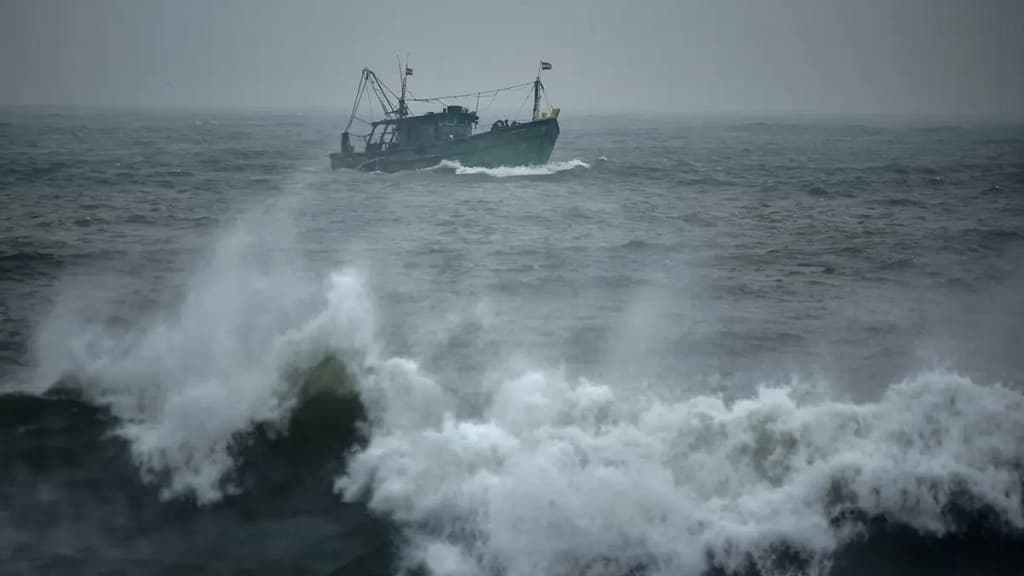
(1, 110), (1023, 575)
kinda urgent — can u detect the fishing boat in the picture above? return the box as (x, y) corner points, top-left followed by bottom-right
(330, 61), (560, 172)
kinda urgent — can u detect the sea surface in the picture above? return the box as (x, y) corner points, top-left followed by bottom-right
(1, 110), (1023, 575)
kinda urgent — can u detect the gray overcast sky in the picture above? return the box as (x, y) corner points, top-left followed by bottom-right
(1, 0), (1022, 117)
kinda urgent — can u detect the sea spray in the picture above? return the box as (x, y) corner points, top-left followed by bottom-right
(30, 204), (380, 503)
(24, 214), (1024, 573)
(27, 205), (1024, 573)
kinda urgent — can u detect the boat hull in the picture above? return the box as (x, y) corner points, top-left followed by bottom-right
(330, 118), (559, 172)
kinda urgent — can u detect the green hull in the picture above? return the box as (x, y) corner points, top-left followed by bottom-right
(330, 118), (559, 172)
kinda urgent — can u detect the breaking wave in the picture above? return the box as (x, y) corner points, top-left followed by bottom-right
(30, 209), (380, 504)
(23, 200), (1024, 575)
(339, 366), (1024, 576)
(428, 159), (590, 177)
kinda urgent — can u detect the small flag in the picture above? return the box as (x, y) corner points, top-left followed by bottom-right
(406, 67), (414, 76)
(540, 61), (552, 70)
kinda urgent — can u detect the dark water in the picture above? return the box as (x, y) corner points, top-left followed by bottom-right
(1, 110), (1023, 575)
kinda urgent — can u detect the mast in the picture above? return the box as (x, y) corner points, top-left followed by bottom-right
(532, 69), (542, 121)
(532, 60), (550, 120)
(397, 55), (410, 118)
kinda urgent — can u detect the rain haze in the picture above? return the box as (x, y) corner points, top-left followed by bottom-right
(2, 0), (1023, 117)
(4, 2), (1024, 576)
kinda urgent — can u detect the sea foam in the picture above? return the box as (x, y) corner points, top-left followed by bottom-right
(429, 159), (590, 177)
(28, 193), (1024, 574)
(339, 363), (1024, 576)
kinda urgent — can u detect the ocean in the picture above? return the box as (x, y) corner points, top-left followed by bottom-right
(1, 110), (1023, 575)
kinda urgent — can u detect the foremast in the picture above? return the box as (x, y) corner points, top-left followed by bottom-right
(340, 67), (405, 154)
(532, 60), (554, 121)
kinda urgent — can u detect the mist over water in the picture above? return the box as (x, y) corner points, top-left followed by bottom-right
(4, 1), (1024, 118)
(2, 111), (1024, 575)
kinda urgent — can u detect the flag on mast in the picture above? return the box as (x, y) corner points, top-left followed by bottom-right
(405, 66), (414, 76)
(540, 61), (552, 70)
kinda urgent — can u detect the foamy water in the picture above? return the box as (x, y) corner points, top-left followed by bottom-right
(340, 363), (1024, 576)
(31, 210), (1024, 573)
(9, 113), (1024, 575)
(428, 159), (590, 177)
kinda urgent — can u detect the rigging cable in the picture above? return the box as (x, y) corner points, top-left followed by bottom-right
(478, 88), (502, 116)
(348, 69), (546, 130)
(344, 71), (368, 132)
(407, 81), (534, 104)
(514, 87), (533, 121)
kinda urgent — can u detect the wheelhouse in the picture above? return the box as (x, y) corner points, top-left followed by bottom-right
(364, 105), (479, 154)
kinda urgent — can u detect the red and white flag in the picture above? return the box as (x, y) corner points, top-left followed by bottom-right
(540, 61), (552, 70)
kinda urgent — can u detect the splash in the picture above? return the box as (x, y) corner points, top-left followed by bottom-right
(31, 209), (378, 504)
(428, 159), (590, 178)
(25, 187), (1024, 574)
(28, 214), (1024, 573)
(338, 365), (1024, 576)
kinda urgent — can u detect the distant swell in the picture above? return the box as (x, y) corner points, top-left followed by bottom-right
(426, 159), (590, 177)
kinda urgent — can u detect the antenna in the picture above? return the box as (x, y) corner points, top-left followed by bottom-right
(396, 55), (407, 118)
